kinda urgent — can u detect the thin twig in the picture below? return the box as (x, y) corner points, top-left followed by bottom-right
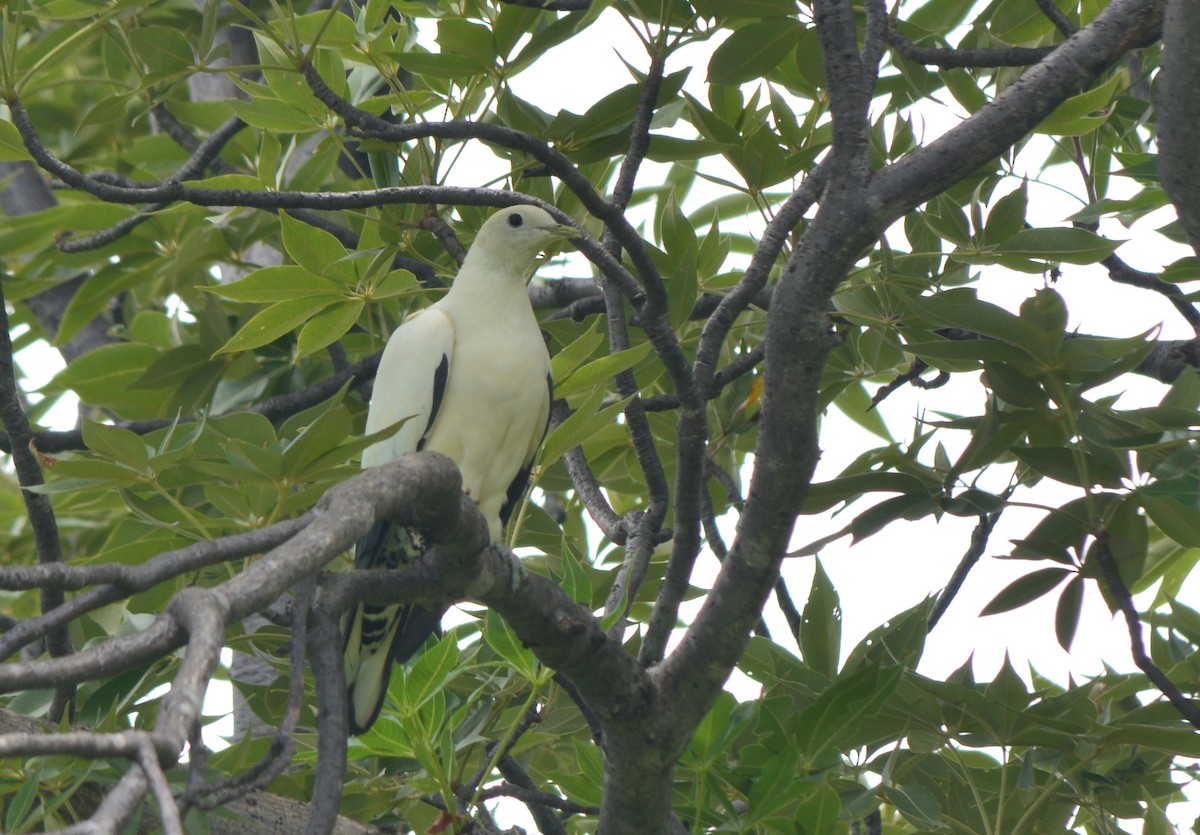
(928, 512), (1000, 630)
(1034, 0), (1077, 36)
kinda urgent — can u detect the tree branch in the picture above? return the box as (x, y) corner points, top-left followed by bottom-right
(1157, 0), (1200, 256)
(0, 277), (72, 719)
(875, 0), (1164, 216)
(886, 25), (1056, 68)
(1093, 531), (1200, 730)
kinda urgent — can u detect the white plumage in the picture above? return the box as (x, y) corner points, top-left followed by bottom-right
(343, 205), (571, 734)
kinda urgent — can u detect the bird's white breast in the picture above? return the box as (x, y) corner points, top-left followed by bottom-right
(423, 302), (550, 537)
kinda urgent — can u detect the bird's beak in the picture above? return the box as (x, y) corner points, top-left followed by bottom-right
(539, 223), (579, 255)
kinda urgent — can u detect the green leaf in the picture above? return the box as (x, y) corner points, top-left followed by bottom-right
(49, 343), (162, 414)
(204, 265), (344, 303)
(1036, 70), (1125, 136)
(541, 390), (629, 467)
(795, 783), (841, 835)
(559, 538), (592, 605)
(401, 634), (460, 714)
(1140, 494), (1200, 548)
(550, 318), (607, 383)
(842, 598), (933, 672)
(556, 342), (653, 398)
(228, 97), (322, 133)
(707, 18), (803, 85)
(5, 760), (40, 832)
(296, 299), (364, 357)
(983, 183), (1028, 244)
(396, 50), (488, 79)
(995, 227), (1121, 265)
(129, 26), (194, 74)
(214, 296), (342, 355)
(883, 784), (943, 828)
(903, 288), (1044, 351)
(82, 419), (150, 472)
(800, 559), (841, 679)
(483, 609), (538, 681)
(980, 567), (1072, 616)
(279, 212), (351, 278)
(794, 664), (903, 759)
(1012, 445), (1129, 489)
(745, 744), (800, 824)
(0, 119), (32, 161)
(133, 344), (220, 396)
(803, 472), (935, 514)
(436, 19), (495, 70)
(1054, 574), (1084, 651)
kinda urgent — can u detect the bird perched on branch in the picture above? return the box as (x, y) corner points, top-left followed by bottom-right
(343, 205), (573, 735)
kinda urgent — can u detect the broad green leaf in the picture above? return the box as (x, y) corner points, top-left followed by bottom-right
(1036, 71), (1125, 136)
(708, 18), (803, 85)
(794, 664), (903, 759)
(396, 50), (488, 79)
(541, 390), (628, 466)
(803, 472), (934, 514)
(745, 744), (800, 824)
(5, 761), (40, 832)
(1140, 494), (1200, 549)
(296, 299), (364, 357)
(795, 783), (841, 835)
(883, 784), (943, 828)
(49, 343), (162, 413)
(1012, 445), (1129, 489)
(842, 598), (934, 673)
(214, 296), (342, 355)
(206, 266), (345, 303)
(483, 610), (538, 681)
(995, 227), (1121, 265)
(903, 289), (1045, 352)
(0, 119), (32, 161)
(436, 19), (495, 70)
(800, 559), (841, 679)
(556, 343), (653, 398)
(550, 319), (607, 383)
(1055, 573), (1085, 651)
(401, 634), (460, 714)
(81, 420), (150, 472)
(129, 26), (193, 74)
(980, 567), (1072, 616)
(279, 212), (351, 278)
(228, 97), (323, 132)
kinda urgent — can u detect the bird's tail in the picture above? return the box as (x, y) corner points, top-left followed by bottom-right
(342, 521), (444, 735)
(342, 598), (444, 734)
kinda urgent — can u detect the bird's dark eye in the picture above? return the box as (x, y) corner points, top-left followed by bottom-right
(507, 213), (524, 228)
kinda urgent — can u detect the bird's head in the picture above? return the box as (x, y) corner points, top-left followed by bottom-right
(467, 205), (576, 278)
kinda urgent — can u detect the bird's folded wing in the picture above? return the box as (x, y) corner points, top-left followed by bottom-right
(361, 308), (456, 470)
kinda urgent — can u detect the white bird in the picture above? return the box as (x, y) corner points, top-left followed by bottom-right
(343, 205), (573, 735)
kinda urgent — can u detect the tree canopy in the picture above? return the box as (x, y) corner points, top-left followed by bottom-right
(2, 0), (1199, 833)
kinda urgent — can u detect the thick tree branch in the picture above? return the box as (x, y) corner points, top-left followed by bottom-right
(874, 0), (1164, 216)
(658, 0), (881, 754)
(1157, 0), (1200, 256)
